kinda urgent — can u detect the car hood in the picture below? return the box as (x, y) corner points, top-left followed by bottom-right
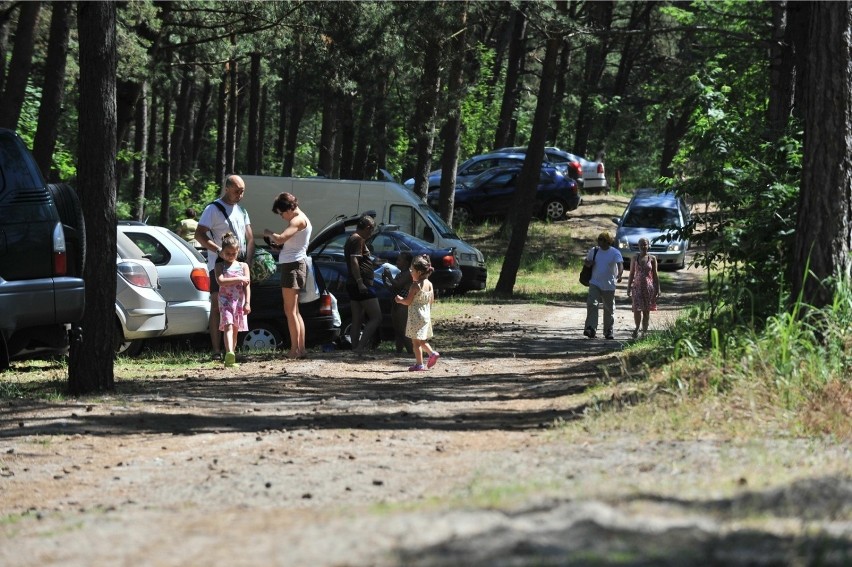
(616, 226), (685, 244)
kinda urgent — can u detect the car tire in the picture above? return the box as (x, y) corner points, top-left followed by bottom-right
(453, 205), (473, 226)
(541, 199), (567, 221)
(241, 321), (284, 351)
(115, 321), (144, 357)
(338, 320), (381, 350)
(47, 183), (86, 277)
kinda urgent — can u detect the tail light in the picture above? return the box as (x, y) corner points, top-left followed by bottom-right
(440, 254), (455, 268)
(318, 292), (332, 315)
(569, 161), (582, 179)
(52, 222), (67, 276)
(597, 162), (605, 174)
(190, 267), (210, 291)
(117, 262), (154, 288)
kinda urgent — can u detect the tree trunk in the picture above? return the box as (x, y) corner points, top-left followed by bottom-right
(659, 100), (694, 177)
(146, 89), (159, 198)
(369, 73), (390, 179)
(69, 0), (117, 395)
(0, 4), (10, 97)
(247, 52), (261, 174)
(410, 38), (443, 199)
(573, 0), (614, 157)
(32, 2), (71, 180)
(338, 94), (356, 179)
(786, 0), (811, 121)
(0, 1), (40, 130)
(190, 77), (213, 171)
(495, 34), (560, 296)
(275, 65), (289, 165)
(215, 73), (226, 185)
(226, 57), (237, 174)
(351, 93), (375, 180)
(258, 84), (268, 175)
(159, 92), (171, 227)
(283, 93), (305, 177)
(131, 82), (148, 221)
(167, 69), (193, 219)
(318, 89), (338, 177)
(438, 4), (467, 226)
(548, 39), (571, 144)
(792, 1), (852, 309)
(767, 1), (795, 139)
(493, 8), (526, 150)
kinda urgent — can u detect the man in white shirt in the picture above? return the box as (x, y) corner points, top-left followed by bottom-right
(583, 232), (623, 340)
(195, 175), (255, 360)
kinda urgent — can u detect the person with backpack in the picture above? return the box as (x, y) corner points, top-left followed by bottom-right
(195, 174), (255, 361)
(583, 232), (623, 340)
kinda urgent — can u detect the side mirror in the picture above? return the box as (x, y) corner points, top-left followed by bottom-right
(612, 217), (621, 225)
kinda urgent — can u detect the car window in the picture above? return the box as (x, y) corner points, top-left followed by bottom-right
(0, 132), (43, 195)
(318, 265), (346, 295)
(371, 234), (399, 253)
(124, 232), (171, 265)
(481, 171), (515, 189)
(314, 232), (348, 256)
(464, 158), (498, 175)
(389, 205), (432, 243)
(622, 206), (681, 228)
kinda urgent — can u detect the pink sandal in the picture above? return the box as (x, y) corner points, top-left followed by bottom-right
(408, 364), (426, 372)
(427, 352), (440, 369)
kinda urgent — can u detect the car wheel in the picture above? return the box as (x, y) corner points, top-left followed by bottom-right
(241, 321), (284, 351)
(338, 320), (381, 350)
(453, 205), (473, 226)
(542, 199), (567, 221)
(115, 321), (144, 357)
(47, 183), (86, 277)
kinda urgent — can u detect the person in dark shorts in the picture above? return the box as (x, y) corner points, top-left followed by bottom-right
(263, 192), (312, 359)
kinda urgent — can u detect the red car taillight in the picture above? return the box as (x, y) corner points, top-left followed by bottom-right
(440, 254), (455, 268)
(190, 267), (210, 291)
(117, 262), (154, 288)
(52, 222), (67, 276)
(318, 292), (332, 315)
(570, 161), (582, 178)
(597, 162), (605, 174)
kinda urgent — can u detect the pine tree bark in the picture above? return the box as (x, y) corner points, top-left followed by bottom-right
(318, 89), (338, 177)
(792, 1), (852, 309)
(438, 4), (468, 226)
(33, 2), (71, 180)
(573, 0), (614, 157)
(410, 38), (443, 199)
(247, 52), (261, 174)
(69, 0), (118, 395)
(226, 57), (237, 174)
(190, 78), (213, 171)
(0, 4), (10, 97)
(338, 94), (356, 179)
(131, 82), (148, 221)
(0, 1), (40, 130)
(495, 33), (561, 295)
(159, 91), (171, 227)
(215, 73), (226, 185)
(493, 8), (526, 150)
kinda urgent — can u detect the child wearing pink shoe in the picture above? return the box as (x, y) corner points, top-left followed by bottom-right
(394, 255), (440, 371)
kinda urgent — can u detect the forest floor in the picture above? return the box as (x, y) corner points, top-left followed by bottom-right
(1, 195), (850, 566)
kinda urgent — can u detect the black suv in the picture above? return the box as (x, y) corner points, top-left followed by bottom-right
(0, 129), (86, 369)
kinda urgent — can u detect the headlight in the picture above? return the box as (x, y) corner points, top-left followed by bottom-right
(667, 242), (682, 252)
(618, 238), (629, 250)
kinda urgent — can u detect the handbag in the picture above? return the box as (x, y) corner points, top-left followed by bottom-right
(579, 247), (598, 287)
(250, 249), (277, 283)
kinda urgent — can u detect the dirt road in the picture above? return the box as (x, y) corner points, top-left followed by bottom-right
(1, 202), (850, 566)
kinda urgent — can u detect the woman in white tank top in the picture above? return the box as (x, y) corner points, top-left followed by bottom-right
(262, 192), (312, 359)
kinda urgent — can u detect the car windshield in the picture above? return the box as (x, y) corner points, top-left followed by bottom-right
(418, 204), (459, 239)
(622, 206), (681, 229)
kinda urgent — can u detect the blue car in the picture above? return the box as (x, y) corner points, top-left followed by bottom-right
(427, 165), (581, 224)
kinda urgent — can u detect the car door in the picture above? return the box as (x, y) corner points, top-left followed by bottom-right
(478, 170), (518, 217)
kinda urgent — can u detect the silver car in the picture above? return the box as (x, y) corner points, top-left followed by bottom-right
(118, 223), (211, 338)
(116, 231), (167, 355)
(612, 188), (691, 270)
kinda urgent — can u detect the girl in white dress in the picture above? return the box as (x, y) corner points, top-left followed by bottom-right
(394, 255), (440, 371)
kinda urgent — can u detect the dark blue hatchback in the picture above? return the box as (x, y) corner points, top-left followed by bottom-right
(426, 165), (581, 224)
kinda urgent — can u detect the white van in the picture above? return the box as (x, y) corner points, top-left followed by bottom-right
(240, 175), (487, 292)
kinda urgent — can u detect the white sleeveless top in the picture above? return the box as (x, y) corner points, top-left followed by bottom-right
(278, 216), (312, 263)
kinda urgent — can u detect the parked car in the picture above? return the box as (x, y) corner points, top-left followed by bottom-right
(308, 214), (462, 293)
(495, 146), (607, 193)
(404, 152), (529, 191)
(612, 188), (691, 270)
(115, 231), (168, 355)
(426, 165), (581, 224)
(0, 129), (85, 368)
(118, 222), (211, 338)
(240, 258), (339, 352)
